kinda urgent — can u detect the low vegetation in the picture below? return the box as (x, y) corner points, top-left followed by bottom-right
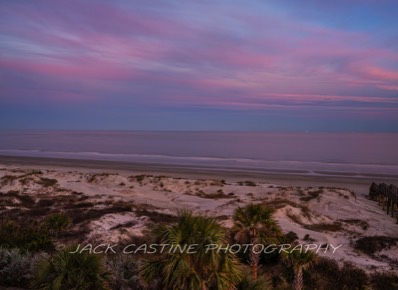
(238, 180), (257, 186)
(263, 198), (298, 209)
(69, 205), (132, 224)
(339, 219), (369, 230)
(37, 177), (58, 187)
(0, 247), (37, 288)
(370, 272), (398, 290)
(305, 257), (370, 290)
(0, 216), (54, 252)
(299, 189), (323, 202)
(32, 246), (112, 290)
(197, 189), (232, 199)
(1, 172), (397, 290)
(303, 222), (343, 232)
(134, 208), (178, 224)
(354, 236), (398, 255)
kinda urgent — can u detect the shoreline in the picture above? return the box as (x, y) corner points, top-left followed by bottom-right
(2, 155), (398, 195)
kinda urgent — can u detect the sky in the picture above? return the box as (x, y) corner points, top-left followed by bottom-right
(0, 0), (398, 131)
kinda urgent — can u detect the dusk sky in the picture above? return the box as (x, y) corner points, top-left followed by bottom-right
(1, 0), (398, 131)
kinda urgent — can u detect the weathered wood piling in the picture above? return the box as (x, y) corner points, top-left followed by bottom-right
(369, 182), (398, 224)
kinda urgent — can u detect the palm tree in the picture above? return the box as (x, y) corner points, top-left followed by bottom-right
(283, 250), (317, 290)
(139, 210), (243, 290)
(232, 203), (281, 280)
(32, 246), (112, 290)
(236, 269), (272, 290)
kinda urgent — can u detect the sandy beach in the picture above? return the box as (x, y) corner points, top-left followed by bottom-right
(1, 155), (397, 275)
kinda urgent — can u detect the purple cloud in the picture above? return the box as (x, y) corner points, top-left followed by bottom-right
(0, 0), (397, 130)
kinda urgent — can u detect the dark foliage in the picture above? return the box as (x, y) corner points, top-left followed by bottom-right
(355, 236), (398, 255)
(37, 177), (58, 187)
(305, 257), (369, 290)
(0, 217), (53, 252)
(370, 272), (398, 290)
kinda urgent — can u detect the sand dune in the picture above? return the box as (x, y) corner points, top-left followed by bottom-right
(0, 162), (397, 274)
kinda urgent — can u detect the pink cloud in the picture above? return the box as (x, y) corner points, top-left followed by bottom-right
(363, 66), (398, 81)
(1, 0), (397, 120)
(0, 58), (135, 80)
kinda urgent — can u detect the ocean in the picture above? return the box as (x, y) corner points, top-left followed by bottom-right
(0, 131), (397, 177)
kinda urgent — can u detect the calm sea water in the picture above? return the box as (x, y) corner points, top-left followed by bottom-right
(0, 131), (397, 176)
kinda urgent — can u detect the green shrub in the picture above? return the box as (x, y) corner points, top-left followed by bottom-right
(305, 257), (369, 290)
(0, 217), (53, 252)
(0, 247), (35, 287)
(370, 272), (398, 290)
(355, 236), (398, 255)
(339, 219), (369, 230)
(239, 180), (256, 186)
(303, 257), (339, 289)
(304, 222), (342, 232)
(136, 175), (145, 182)
(299, 189), (323, 201)
(237, 269), (272, 289)
(45, 212), (71, 235)
(0, 175), (17, 186)
(37, 177), (58, 187)
(106, 255), (143, 290)
(69, 205), (132, 224)
(32, 246), (112, 290)
(284, 231), (299, 243)
(338, 262), (368, 289)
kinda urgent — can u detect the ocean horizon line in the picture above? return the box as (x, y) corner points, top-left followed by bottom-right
(1, 129), (398, 134)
